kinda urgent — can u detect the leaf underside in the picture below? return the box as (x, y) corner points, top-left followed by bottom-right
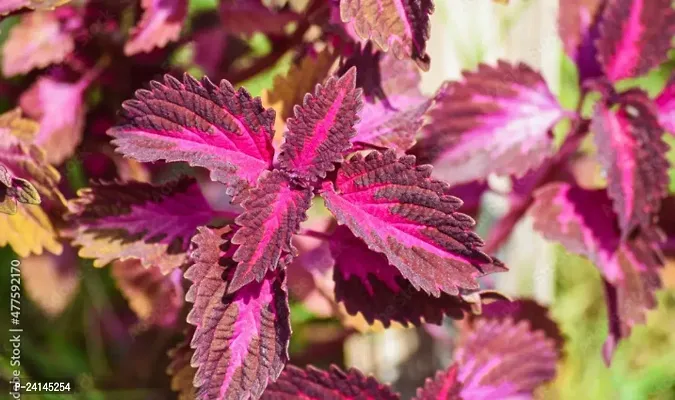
(330, 226), (477, 326)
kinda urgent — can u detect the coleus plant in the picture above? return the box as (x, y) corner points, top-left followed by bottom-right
(66, 64), (508, 398)
(0, 0), (673, 398)
(412, 0), (675, 364)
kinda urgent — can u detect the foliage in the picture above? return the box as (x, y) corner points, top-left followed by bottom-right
(0, 0), (674, 399)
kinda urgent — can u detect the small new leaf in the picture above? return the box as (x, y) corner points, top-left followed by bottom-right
(277, 67), (362, 183)
(321, 150), (505, 298)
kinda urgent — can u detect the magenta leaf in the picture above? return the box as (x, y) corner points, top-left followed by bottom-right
(219, 0), (299, 35)
(186, 226), (291, 400)
(321, 150), (506, 297)
(19, 76), (88, 165)
(453, 317), (558, 399)
(108, 73), (276, 197)
(124, 0), (189, 55)
(262, 364), (399, 400)
(591, 91), (668, 236)
(531, 183), (663, 360)
(413, 365), (463, 400)
(656, 78), (675, 133)
(230, 170), (312, 293)
(416, 299), (560, 399)
(558, 0), (606, 81)
(597, 0), (675, 82)
(415, 61), (568, 186)
(340, 49), (431, 154)
(471, 299), (565, 352)
(68, 177), (217, 272)
(353, 53), (432, 154)
(330, 226), (479, 326)
(339, 0), (433, 70)
(277, 67), (362, 183)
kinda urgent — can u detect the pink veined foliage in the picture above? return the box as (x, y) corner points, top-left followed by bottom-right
(1, 0), (674, 398)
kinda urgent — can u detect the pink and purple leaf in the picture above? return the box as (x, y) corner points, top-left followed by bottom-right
(186, 226), (291, 400)
(414, 61), (569, 186)
(108, 73), (276, 198)
(321, 150), (506, 298)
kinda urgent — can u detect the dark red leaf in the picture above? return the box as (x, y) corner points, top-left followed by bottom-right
(108, 73), (276, 198)
(531, 183), (663, 361)
(591, 91), (668, 236)
(186, 226), (291, 400)
(67, 177), (216, 272)
(262, 364), (399, 400)
(558, 0), (606, 81)
(330, 226), (478, 326)
(597, 0), (675, 81)
(230, 170), (312, 293)
(321, 150), (505, 298)
(277, 67), (362, 183)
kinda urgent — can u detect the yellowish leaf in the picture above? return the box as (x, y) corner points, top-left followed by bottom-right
(2, 11), (75, 77)
(20, 248), (80, 317)
(111, 259), (184, 327)
(166, 330), (197, 400)
(0, 204), (62, 256)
